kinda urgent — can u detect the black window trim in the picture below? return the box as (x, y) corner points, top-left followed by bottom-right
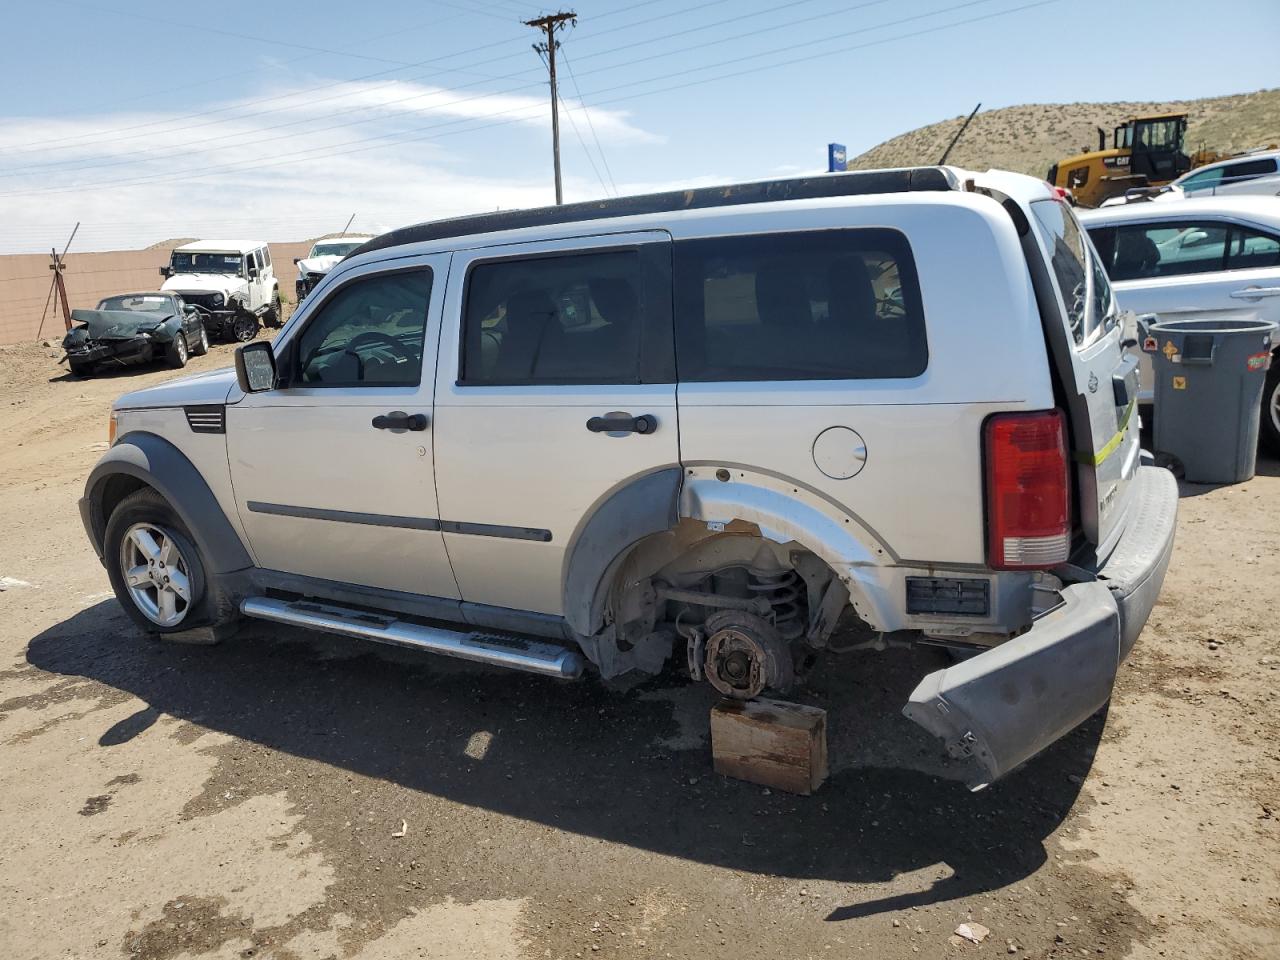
(671, 225), (930, 384)
(281, 262), (436, 390)
(455, 241), (676, 388)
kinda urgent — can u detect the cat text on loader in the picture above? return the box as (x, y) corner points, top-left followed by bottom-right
(1048, 113), (1221, 207)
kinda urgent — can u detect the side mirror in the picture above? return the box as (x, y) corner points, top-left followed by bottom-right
(159, 266), (171, 277)
(184, 304), (199, 315)
(293, 257), (302, 265)
(247, 266), (259, 279)
(235, 341), (277, 393)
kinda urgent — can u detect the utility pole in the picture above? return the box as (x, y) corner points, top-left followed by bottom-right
(36, 222), (79, 340)
(526, 10), (577, 205)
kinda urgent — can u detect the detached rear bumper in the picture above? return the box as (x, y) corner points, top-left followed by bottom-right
(904, 466), (1178, 789)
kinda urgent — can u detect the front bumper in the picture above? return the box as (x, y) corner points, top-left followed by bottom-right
(904, 466), (1178, 789)
(66, 338), (154, 367)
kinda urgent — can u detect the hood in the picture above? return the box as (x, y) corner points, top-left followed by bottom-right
(161, 274), (247, 295)
(114, 366), (239, 412)
(66, 308), (173, 341)
(297, 255), (342, 276)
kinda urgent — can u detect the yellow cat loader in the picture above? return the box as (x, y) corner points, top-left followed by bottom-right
(1048, 113), (1224, 207)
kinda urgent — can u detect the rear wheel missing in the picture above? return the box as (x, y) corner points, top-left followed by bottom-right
(703, 610), (794, 699)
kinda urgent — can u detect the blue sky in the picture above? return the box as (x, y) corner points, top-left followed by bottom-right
(1, 0), (1277, 253)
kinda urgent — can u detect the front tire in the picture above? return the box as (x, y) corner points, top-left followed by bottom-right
(230, 310), (259, 343)
(166, 334), (189, 368)
(263, 287), (282, 328)
(1261, 361), (1280, 455)
(105, 489), (208, 635)
(190, 324), (210, 357)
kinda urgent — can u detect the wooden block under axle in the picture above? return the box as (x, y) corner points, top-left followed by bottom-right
(710, 697), (828, 795)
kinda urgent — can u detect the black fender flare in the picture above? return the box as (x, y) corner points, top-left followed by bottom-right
(82, 431), (252, 575)
(560, 467), (681, 637)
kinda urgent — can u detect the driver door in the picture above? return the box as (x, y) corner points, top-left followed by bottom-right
(226, 253), (458, 598)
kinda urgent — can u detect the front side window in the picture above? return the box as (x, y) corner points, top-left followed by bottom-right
(1178, 167), (1223, 192)
(461, 250), (649, 385)
(673, 229), (927, 381)
(295, 270), (432, 386)
(1106, 221), (1228, 281)
(1031, 200), (1090, 344)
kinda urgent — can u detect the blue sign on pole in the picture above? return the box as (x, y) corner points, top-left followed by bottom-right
(828, 143), (847, 173)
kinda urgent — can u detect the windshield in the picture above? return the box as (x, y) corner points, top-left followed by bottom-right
(96, 294), (175, 312)
(171, 252), (243, 275)
(310, 240), (365, 258)
(1134, 118), (1182, 151)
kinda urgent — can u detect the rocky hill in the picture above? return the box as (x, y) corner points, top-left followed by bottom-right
(848, 88), (1280, 178)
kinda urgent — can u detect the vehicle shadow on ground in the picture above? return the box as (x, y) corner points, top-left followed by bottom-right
(26, 602), (1099, 919)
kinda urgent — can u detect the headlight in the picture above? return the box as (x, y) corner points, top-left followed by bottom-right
(212, 292), (224, 306)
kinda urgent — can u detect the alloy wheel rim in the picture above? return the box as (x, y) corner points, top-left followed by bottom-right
(119, 522), (192, 627)
(234, 316), (254, 341)
(1270, 380), (1280, 435)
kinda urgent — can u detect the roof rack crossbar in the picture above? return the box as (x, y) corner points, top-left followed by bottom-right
(353, 166), (956, 257)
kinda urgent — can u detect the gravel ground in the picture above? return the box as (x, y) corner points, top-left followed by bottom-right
(0, 338), (1276, 960)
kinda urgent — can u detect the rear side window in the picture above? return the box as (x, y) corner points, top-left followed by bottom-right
(673, 229), (927, 381)
(1227, 225), (1280, 270)
(1031, 199), (1090, 344)
(461, 250), (668, 385)
(1223, 157), (1278, 183)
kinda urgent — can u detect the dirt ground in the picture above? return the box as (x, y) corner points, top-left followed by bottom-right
(0, 336), (1276, 960)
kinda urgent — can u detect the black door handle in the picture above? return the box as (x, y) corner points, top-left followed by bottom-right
(372, 411), (429, 431)
(586, 413), (657, 435)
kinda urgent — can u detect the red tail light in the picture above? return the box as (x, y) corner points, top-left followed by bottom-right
(984, 410), (1071, 570)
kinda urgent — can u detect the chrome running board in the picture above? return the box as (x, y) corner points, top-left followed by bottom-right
(240, 596), (584, 680)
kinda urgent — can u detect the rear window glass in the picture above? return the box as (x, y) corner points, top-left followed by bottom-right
(673, 229), (927, 381)
(1031, 199), (1089, 344)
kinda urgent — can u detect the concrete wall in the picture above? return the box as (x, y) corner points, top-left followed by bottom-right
(0, 240), (317, 344)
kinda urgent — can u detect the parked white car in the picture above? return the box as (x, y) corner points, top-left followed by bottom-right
(1079, 197), (1280, 450)
(1101, 149), (1280, 206)
(81, 167), (1178, 789)
(160, 240), (281, 341)
(294, 235), (373, 303)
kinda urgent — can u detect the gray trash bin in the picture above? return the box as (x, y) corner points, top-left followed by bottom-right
(1140, 316), (1277, 483)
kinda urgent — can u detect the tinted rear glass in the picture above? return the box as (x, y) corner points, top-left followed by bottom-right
(673, 229), (927, 381)
(1031, 200), (1089, 344)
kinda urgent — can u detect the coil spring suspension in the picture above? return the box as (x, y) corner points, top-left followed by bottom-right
(748, 568), (805, 640)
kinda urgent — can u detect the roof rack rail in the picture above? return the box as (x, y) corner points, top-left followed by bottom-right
(354, 166), (957, 257)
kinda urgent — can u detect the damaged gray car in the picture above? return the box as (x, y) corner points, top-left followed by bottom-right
(62, 293), (209, 377)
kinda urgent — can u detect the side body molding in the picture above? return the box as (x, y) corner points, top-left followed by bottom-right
(561, 468), (681, 637)
(82, 431), (253, 574)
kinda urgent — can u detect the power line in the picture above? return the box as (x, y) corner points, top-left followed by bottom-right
(0, 0), (729, 159)
(560, 47), (618, 196)
(0, 0), (898, 181)
(0, 0), (1056, 200)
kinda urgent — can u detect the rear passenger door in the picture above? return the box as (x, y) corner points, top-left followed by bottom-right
(431, 232), (678, 616)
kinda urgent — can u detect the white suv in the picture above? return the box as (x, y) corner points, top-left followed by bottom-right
(161, 239), (281, 341)
(294, 235), (374, 303)
(80, 168), (1178, 789)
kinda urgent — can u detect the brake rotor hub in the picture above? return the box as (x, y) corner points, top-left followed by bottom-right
(702, 611), (793, 700)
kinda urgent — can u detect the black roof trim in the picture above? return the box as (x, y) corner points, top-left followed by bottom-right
(351, 167), (957, 258)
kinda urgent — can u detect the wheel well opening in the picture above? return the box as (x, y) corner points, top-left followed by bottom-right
(99, 475), (152, 529)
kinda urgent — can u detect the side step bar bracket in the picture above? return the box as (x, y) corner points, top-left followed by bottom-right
(240, 596), (584, 680)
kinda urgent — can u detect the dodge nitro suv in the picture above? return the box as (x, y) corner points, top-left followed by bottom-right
(81, 167), (1178, 789)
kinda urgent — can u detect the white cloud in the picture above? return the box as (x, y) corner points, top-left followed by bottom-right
(0, 79), (662, 254)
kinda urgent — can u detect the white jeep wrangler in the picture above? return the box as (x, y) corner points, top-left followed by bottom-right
(82, 168), (1178, 789)
(160, 239), (281, 342)
(294, 234), (374, 304)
